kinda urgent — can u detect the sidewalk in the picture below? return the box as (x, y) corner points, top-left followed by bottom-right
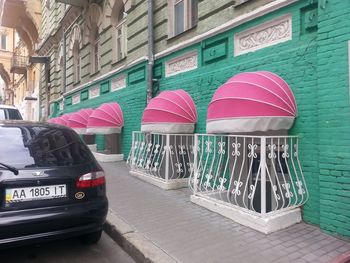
(102, 162), (350, 263)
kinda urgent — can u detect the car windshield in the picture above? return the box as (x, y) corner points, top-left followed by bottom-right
(0, 108), (22, 120)
(0, 126), (94, 169)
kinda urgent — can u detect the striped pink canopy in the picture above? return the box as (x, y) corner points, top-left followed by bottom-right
(59, 113), (72, 127)
(67, 108), (94, 134)
(47, 118), (57, 123)
(54, 116), (68, 126)
(87, 102), (124, 134)
(207, 71), (297, 133)
(141, 89), (197, 133)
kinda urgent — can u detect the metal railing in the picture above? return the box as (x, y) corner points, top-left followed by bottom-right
(11, 54), (28, 68)
(127, 131), (194, 182)
(190, 134), (308, 216)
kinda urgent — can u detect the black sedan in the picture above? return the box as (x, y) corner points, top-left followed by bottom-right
(0, 121), (108, 247)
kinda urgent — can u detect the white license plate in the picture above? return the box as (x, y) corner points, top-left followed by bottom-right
(5, 185), (67, 203)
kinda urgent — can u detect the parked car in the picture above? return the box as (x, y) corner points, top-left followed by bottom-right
(0, 105), (22, 120)
(0, 121), (108, 247)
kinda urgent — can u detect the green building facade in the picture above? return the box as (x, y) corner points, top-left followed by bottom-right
(38, 0), (350, 238)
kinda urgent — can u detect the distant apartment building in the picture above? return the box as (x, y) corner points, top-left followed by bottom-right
(0, 26), (15, 104)
(0, 0), (41, 120)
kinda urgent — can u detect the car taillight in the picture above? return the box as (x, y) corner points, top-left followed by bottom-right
(76, 171), (106, 188)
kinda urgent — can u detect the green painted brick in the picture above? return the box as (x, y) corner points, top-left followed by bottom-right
(47, 0), (350, 239)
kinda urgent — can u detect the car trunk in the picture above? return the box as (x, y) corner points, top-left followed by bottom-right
(0, 163), (104, 211)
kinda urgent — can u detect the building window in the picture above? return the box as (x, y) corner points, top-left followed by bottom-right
(90, 25), (100, 74)
(73, 42), (80, 83)
(112, 3), (127, 62)
(93, 40), (99, 72)
(168, 0), (198, 37)
(1, 34), (6, 50)
(59, 56), (64, 89)
(46, 0), (51, 10)
(68, 24), (81, 86)
(115, 20), (126, 61)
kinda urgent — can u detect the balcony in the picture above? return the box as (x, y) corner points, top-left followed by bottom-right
(11, 55), (28, 74)
(189, 134), (309, 234)
(127, 132), (195, 190)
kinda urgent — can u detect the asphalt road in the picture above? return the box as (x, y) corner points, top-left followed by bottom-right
(0, 233), (136, 263)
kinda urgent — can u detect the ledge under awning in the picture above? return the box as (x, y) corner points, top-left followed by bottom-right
(207, 71), (297, 133)
(141, 89), (197, 134)
(67, 108), (94, 135)
(87, 102), (124, 134)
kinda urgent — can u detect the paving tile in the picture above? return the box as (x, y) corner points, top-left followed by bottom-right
(103, 162), (350, 263)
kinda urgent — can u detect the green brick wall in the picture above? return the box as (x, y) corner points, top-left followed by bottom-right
(52, 0), (350, 238)
(154, 0), (321, 227)
(316, 0), (350, 238)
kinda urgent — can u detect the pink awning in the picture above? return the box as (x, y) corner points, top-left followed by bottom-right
(141, 89), (197, 133)
(207, 71), (297, 133)
(47, 118), (57, 123)
(54, 116), (68, 126)
(61, 114), (72, 126)
(87, 102), (124, 134)
(67, 108), (94, 134)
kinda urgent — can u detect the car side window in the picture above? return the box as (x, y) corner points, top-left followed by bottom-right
(0, 109), (5, 120)
(7, 109), (22, 120)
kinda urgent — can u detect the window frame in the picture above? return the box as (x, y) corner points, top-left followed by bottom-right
(91, 37), (100, 74)
(114, 19), (127, 62)
(168, 0), (198, 38)
(0, 34), (7, 50)
(111, 2), (127, 64)
(72, 42), (81, 84)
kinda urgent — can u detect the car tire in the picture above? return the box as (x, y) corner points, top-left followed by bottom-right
(80, 230), (102, 245)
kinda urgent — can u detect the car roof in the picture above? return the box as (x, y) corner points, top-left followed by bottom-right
(0, 120), (70, 130)
(0, 104), (18, 109)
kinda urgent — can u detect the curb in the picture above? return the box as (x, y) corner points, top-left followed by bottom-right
(103, 209), (178, 263)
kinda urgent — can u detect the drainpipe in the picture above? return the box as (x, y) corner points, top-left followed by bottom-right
(62, 30), (67, 94)
(147, 0), (154, 104)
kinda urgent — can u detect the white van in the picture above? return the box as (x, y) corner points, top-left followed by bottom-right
(0, 105), (23, 120)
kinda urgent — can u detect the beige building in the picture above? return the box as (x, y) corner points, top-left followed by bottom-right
(0, 0), (41, 120)
(0, 26), (15, 104)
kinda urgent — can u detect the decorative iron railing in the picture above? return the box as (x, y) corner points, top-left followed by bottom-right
(11, 55), (28, 69)
(190, 134), (308, 215)
(127, 131), (194, 182)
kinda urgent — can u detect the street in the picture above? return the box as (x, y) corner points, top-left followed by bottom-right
(0, 233), (135, 263)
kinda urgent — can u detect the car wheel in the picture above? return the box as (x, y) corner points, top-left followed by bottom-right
(80, 230), (102, 245)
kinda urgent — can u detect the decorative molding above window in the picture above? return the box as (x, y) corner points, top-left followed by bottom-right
(102, 0), (130, 29)
(68, 25), (82, 56)
(89, 86), (100, 99)
(83, 3), (103, 45)
(234, 14), (292, 56)
(111, 75), (126, 91)
(165, 51), (198, 77)
(72, 94), (80, 105)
